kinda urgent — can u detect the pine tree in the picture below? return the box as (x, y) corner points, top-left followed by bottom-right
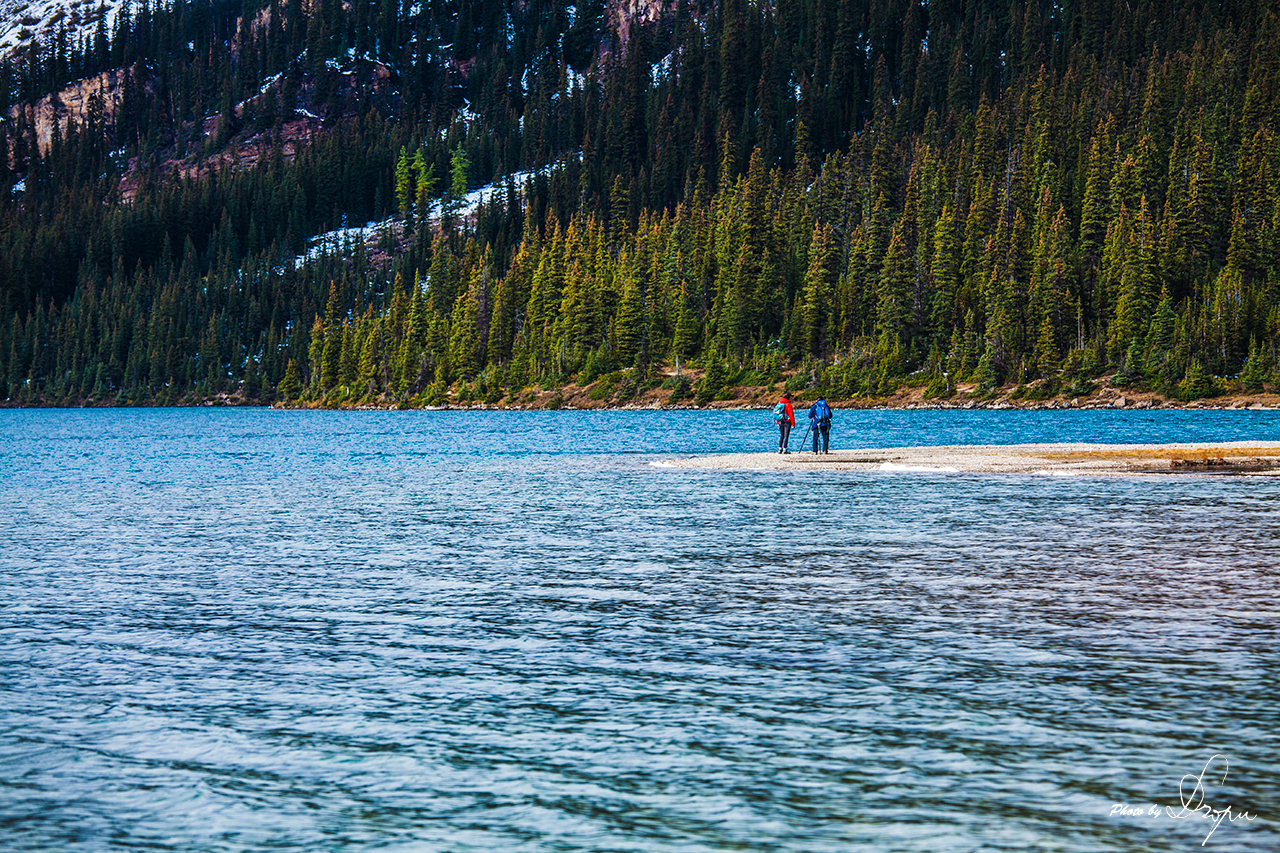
(451, 145), (471, 201)
(449, 287), (481, 382)
(1079, 118), (1113, 329)
(392, 146), (412, 221)
(1240, 338), (1267, 392)
(278, 358), (302, 399)
(929, 204), (959, 342)
(876, 227), (914, 353)
(339, 320), (358, 388)
(320, 321), (340, 392)
(415, 150), (436, 220)
(1101, 196), (1147, 363)
(613, 258), (646, 367)
(673, 284), (701, 359)
(1032, 313), (1059, 378)
(800, 222), (837, 357)
(357, 323), (379, 395)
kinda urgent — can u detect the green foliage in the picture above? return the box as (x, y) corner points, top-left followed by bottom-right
(396, 147), (414, 217)
(1021, 378), (1061, 401)
(923, 373), (955, 400)
(784, 371), (813, 394)
(277, 359), (302, 400)
(1115, 340), (1145, 388)
(1061, 349), (1086, 382)
(614, 370), (642, 402)
(577, 348), (613, 386)
(424, 380), (449, 406)
(696, 360), (726, 405)
(1240, 340), (1268, 393)
(661, 373), (692, 403)
(450, 146), (471, 201)
(1176, 360), (1222, 401)
(1063, 379), (1095, 398)
(589, 371), (622, 400)
(973, 349), (998, 393)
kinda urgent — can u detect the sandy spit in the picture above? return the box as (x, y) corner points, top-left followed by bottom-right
(659, 442), (1280, 476)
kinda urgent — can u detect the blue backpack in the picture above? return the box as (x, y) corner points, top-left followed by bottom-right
(814, 400), (832, 424)
(772, 401), (788, 423)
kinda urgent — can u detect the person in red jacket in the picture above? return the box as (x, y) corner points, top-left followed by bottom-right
(773, 391), (795, 453)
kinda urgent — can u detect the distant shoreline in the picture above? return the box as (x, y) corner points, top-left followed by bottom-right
(5, 373), (1280, 412)
(4, 395), (1280, 411)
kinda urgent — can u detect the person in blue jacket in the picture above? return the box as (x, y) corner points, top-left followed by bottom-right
(808, 397), (833, 454)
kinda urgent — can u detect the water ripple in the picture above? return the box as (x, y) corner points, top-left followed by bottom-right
(1, 409), (1278, 851)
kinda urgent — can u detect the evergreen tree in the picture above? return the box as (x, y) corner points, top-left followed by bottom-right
(278, 357), (302, 399)
(800, 222), (837, 357)
(396, 146), (414, 217)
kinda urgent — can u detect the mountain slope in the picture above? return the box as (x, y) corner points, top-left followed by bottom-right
(2, 0), (1280, 408)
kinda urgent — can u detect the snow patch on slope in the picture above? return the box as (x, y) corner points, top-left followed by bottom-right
(0, 0), (138, 60)
(295, 216), (399, 268)
(427, 167), (538, 224)
(293, 167), (547, 268)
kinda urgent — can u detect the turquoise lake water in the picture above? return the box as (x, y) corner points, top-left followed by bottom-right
(1, 408), (1277, 851)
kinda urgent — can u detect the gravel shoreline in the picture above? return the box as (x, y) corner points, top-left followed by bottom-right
(660, 442), (1280, 475)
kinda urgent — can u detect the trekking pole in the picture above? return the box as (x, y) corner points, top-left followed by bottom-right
(799, 424), (811, 452)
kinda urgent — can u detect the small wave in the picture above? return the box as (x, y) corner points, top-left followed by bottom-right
(1033, 469), (1080, 476)
(880, 462), (959, 473)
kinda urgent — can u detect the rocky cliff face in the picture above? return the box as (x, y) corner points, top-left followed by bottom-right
(7, 68), (125, 154)
(606, 0), (678, 50)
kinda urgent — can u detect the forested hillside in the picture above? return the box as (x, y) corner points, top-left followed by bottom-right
(2, 0), (1279, 407)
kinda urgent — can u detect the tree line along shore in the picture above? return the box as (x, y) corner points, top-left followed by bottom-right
(4, 2), (1280, 411)
(8, 366), (1277, 413)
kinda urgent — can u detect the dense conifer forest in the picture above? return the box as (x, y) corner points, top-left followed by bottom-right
(2, 0), (1279, 406)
